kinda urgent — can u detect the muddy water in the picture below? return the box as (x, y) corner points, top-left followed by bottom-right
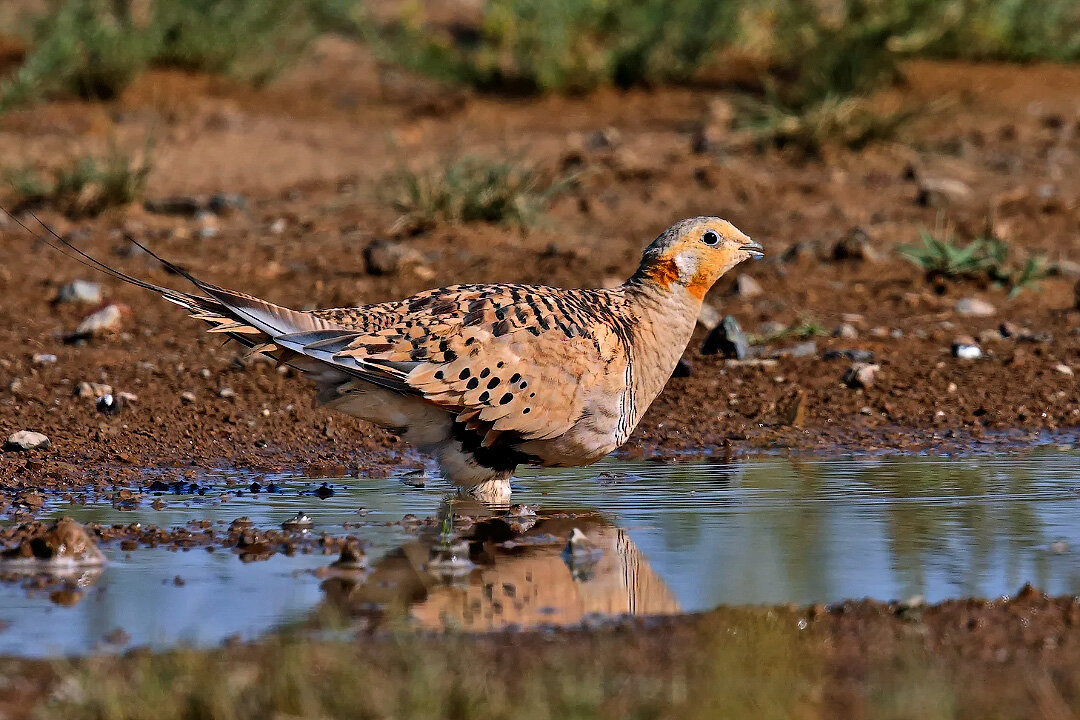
(3, 449), (1080, 655)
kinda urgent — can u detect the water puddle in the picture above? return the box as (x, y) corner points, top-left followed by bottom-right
(3, 448), (1080, 655)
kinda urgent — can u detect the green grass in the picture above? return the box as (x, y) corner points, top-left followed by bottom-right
(30, 613), (857, 720)
(899, 226), (1053, 297)
(363, 0), (735, 93)
(4, 145), (152, 218)
(0, 0), (353, 113)
(392, 157), (565, 227)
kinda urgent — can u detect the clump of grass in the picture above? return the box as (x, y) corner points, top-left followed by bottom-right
(393, 158), (564, 227)
(363, 0), (736, 93)
(0, 0), (349, 113)
(899, 227), (1053, 297)
(5, 146), (152, 218)
(737, 95), (916, 155)
(0, 0), (153, 113)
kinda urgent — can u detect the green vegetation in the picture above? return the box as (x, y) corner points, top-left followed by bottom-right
(899, 226), (1053, 297)
(364, 0), (735, 93)
(4, 145), (151, 217)
(31, 612), (938, 720)
(0, 0), (350, 113)
(393, 158), (565, 227)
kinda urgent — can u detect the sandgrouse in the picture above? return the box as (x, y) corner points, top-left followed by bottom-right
(29, 216), (762, 500)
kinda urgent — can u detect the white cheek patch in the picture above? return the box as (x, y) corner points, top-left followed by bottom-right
(674, 251), (697, 282)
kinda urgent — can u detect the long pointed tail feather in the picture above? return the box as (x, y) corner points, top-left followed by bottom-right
(3, 207), (339, 366)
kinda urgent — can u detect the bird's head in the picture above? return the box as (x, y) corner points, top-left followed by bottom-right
(632, 217), (763, 300)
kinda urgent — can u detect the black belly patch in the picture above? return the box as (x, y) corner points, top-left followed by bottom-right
(450, 421), (540, 472)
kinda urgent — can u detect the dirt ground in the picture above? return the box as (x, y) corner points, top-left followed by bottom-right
(0, 42), (1078, 486)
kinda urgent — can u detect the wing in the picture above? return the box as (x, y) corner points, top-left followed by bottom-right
(279, 285), (637, 444)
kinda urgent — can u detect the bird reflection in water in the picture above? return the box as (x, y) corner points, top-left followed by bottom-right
(317, 500), (679, 630)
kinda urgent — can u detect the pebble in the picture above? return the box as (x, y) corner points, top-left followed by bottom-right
(207, 193), (246, 215)
(269, 218), (287, 235)
(782, 341), (818, 358)
(364, 239), (421, 276)
(833, 323), (859, 339)
(218, 387), (236, 399)
(843, 362), (879, 389)
(955, 297), (996, 317)
(400, 470), (427, 488)
(824, 349), (874, 363)
(53, 279), (102, 305)
(696, 302), (721, 330)
(951, 337), (982, 359)
(832, 227), (878, 262)
(96, 394), (122, 415)
(179, 391), (197, 404)
(74, 382), (113, 399)
(1055, 364), (1074, 376)
(69, 303), (127, 341)
(144, 196), (202, 216)
(730, 273), (763, 298)
(4, 431), (50, 452)
(282, 512), (313, 533)
(671, 358), (693, 378)
(916, 177), (973, 207)
(32, 353), (57, 365)
(757, 321), (788, 338)
(701, 316), (749, 359)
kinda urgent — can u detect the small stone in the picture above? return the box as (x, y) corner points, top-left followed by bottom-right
(978, 329), (1003, 344)
(179, 391), (197, 404)
(1050, 541), (1069, 554)
(757, 321), (788, 339)
(207, 193), (246, 215)
(776, 388), (806, 427)
(53, 279), (102, 305)
(832, 227), (878, 262)
(96, 394), (122, 415)
(701, 316), (749, 359)
(697, 302), (721, 330)
(4, 431), (50, 452)
(68, 303), (128, 341)
(730, 273), (763, 298)
(314, 483), (334, 500)
(400, 470), (427, 488)
(833, 323), (859, 339)
(955, 297), (996, 317)
(74, 382), (113, 399)
(331, 538), (367, 570)
(951, 337), (982, 359)
(269, 218), (287, 235)
(781, 341), (818, 358)
(916, 177), (973, 208)
(671, 358), (693, 378)
(843, 363), (879, 389)
(364, 239), (420, 276)
(32, 353), (57, 365)
(282, 512), (313, 533)
(1055, 364), (1074, 376)
(824, 349), (874, 363)
(218, 387), (236, 399)
(144, 196), (202, 216)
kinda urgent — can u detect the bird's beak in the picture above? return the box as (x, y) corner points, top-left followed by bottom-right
(741, 238), (764, 260)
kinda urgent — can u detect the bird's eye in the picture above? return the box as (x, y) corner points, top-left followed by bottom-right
(702, 230), (720, 246)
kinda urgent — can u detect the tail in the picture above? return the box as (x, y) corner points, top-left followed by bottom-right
(4, 208), (341, 367)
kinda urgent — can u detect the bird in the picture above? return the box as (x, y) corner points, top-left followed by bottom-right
(18, 214), (762, 502)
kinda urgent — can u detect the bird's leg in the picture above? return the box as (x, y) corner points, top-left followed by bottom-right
(460, 472), (513, 507)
